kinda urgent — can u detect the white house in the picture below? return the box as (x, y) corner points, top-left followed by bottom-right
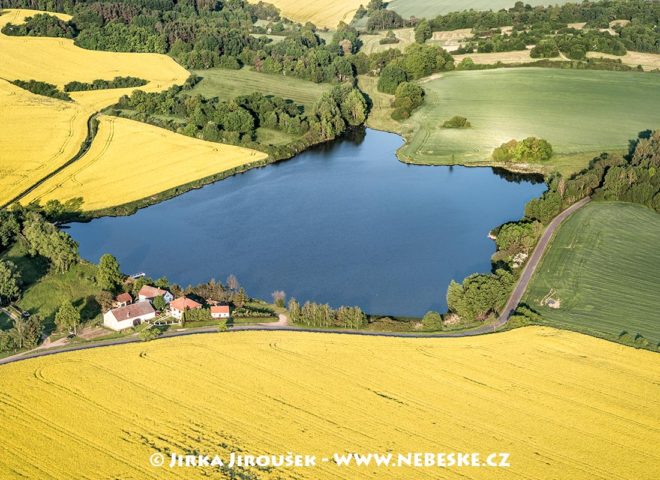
(170, 296), (202, 320)
(210, 305), (231, 319)
(138, 285), (173, 304)
(103, 301), (156, 331)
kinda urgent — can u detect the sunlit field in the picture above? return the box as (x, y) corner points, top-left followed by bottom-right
(0, 327), (658, 479)
(0, 9), (189, 206)
(524, 202), (660, 348)
(248, 0), (362, 28)
(397, 68), (660, 171)
(387, 0), (576, 19)
(23, 116), (268, 211)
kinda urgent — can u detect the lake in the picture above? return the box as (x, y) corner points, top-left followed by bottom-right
(67, 129), (545, 316)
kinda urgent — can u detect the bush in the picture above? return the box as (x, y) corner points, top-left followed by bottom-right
(422, 311), (444, 331)
(138, 326), (162, 342)
(442, 116), (471, 128)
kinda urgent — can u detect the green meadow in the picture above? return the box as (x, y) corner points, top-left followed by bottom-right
(388, 0), (575, 19)
(397, 68), (660, 174)
(524, 202), (660, 348)
(189, 67), (331, 108)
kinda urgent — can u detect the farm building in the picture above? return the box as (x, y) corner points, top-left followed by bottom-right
(103, 301), (156, 331)
(113, 292), (133, 308)
(138, 285), (173, 303)
(170, 297), (203, 320)
(210, 305), (231, 319)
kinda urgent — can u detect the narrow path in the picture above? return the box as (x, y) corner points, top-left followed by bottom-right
(495, 196), (591, 326)
(0, 198), (591, 366)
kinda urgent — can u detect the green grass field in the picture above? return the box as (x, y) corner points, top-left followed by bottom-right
(387, 0), (575, 19)
(524, 202), (660, 348)
(396, 68), (660, 174)
(189, 67), (331, 108)
(1, 241), (101, 331)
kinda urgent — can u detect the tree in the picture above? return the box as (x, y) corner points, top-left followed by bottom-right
(9, 315), (42, 350)
(377, 64), (407, 94)
(95, 290), (114, 312)
(271, 290), (286, 308)
(0, 260), (21, 306)
(422, 311), (444, 331)
(227, 274), (239, 292)
(55, 301), (81, 335)
(152, 295), (167, 312)
(234, 288), (248, 308)
(415, 19), (432, 44)
(96, 254), (122, 291)
(0, 210), (20, 248)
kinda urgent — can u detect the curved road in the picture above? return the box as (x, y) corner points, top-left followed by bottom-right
(0, 198), (590, 366)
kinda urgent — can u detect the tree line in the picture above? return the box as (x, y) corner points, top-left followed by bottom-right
(114, 82), (367, 157)
(288, 299), (367, 329)
(417, 0), (658, 44)
(64, 76), (147, 92)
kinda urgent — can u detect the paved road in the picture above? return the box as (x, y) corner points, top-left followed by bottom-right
(0, 198), (591, 366)
(495, 196), (591, 327)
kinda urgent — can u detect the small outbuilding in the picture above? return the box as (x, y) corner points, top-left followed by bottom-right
(114, 292), (133, 308)
(170, 296), (203, 320)
(103, 301), (156, 331)
(210, 305), (231, 319)
(138, 285), (173, 304)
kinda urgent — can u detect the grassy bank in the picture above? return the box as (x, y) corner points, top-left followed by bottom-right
(524, 202), (660, 349)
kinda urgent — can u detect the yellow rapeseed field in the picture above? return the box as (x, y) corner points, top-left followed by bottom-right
(0, 327), (658, 479)
(0, 9), (189, 206)
(23, 115), (268, 211)
(249, 0), (363, 28)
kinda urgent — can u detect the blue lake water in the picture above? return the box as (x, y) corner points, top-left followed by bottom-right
(66, 129), (545, 316)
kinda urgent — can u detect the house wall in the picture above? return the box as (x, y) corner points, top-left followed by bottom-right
(211, 312), (230, 319)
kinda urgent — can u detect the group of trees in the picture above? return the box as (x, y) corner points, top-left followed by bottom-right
(420, 0), (659, 58)
(446, 269), (515, 324)
(11, 79), (71, 101)
(377, 44), (454, 95)
(116, 83), (366, 153)
(288, 299), (367, 329)
(64, 76), (147, 92)
(492, 137), (553, 163)
(0, 313), (43, 352)
(1, 11), (75, 37)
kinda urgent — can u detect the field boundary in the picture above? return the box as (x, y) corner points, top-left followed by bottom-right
(1, 113), (100, 209)
(496, 196), (591, 325)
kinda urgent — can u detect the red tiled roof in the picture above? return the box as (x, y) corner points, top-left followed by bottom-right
(138, 285), (169, 298)
(211, 305), (230, 314)
(109, 301), (154, 321)
(115, 292), (132, 303)
(170, 297), (202, 311)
